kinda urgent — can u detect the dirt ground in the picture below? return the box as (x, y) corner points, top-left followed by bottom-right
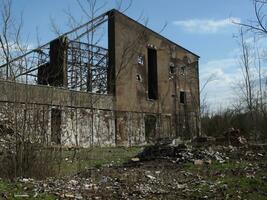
(1, 145), (267, 200)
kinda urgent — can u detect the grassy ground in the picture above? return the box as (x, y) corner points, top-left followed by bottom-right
(183, 160), (267, 199)
(0, 180), (55, 199)
(0, 146), (266, 199)
(56, 146), (143, 176)
(0, 147), (143, 199)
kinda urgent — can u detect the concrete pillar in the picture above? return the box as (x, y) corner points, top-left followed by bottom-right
(38, 36), (68, 87)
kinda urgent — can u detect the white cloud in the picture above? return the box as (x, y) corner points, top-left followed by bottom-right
(200, 58), (238, 80)
(200, 58), (240, 111)
(173, 17), (241, 34)
(200, 55), (267, 112)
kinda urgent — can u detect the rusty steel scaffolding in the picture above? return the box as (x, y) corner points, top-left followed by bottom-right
(0, 11), (109, 94)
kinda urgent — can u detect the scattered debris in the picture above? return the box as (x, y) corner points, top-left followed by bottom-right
(146, 174), (156, 180)
(194, 160), (204, 165)
(192, 136), (216, 146)
(205, 159), (212, 165)
(0, 143), (266, 200)
(13, 194), (29, 198)
(131, 157), (140, 162)
(215, 128), (248, 146)
(135, 142), (227, 165)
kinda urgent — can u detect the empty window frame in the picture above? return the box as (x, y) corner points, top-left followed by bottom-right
(180, 91), (186, 104)
(169, 62), (176, 74)
(51, 108), (62, 145)
(138, 55), (145, 66)
(180, 66), (185, 76)
(136, 74), (142, 82)
(147, 48), (158, 100)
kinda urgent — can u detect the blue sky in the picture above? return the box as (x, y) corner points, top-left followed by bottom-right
(11, 0), (266, 111)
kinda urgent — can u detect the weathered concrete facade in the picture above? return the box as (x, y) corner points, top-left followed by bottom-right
(0, 9), (200, 147)
(0, 81), (115, 147)
(108, 10), (200, 143)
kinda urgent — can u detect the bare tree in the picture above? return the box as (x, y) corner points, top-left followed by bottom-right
(0, 0), (13, 78)
(236, 0), (267, 35)
(0, 0), (29, 81)
(199, 73), (218, 116)
(0, 0), (56, 178)
(235, 28), (267, 141)
(234, 0), (267, 142)
(253, 38), (267, 118)
(239, 28), (255, 112)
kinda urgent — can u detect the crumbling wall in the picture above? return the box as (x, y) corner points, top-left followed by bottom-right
(0, 81), (116, 147)
(62, 108), (115, 147)
(115, 112), (174, 146)
(109, 10), (201, 139)
(116, 112), (146, 146)
(0, 102), (51, 144)
(0, 80), (176, 147)
(0, 103), (117, 147)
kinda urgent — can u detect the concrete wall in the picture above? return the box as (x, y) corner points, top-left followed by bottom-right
(0, 81), (113, 110)
(0, 81), (149, 147)
(61, 108), (115, 147)
(109, 10), (200, 140)
(0, 80), (117, 147)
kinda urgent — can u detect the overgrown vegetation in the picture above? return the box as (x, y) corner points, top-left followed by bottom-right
(0, 179), (56, 199)
(201, 0), (267, 142)
(201, 109), (267, 142)
(57, 146), (142, 176)
(0, 146), (143, 178)
(0, 146), (265, 200)
(184, 159), (267, 200)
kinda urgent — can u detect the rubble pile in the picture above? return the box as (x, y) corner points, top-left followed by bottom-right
(216, 128), (248, 146)
(135, 143), (227, 165)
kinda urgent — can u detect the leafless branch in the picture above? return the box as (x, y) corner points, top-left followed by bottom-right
(158, 21), (168, 34)
(234, 0), (267, 35)
(49, 16), (62, 36)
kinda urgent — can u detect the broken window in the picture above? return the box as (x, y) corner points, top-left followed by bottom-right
(147, 48), (158, 100)
(181, 66), (185, 76)
(180, 91), (186, 104)
(51, 108), (62, 145)
(169, 62), (176, 74)
(136, 74), (142, 82)
(138, 55), (145, 66)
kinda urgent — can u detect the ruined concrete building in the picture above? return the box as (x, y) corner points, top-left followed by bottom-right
(0, 9), (200, 147)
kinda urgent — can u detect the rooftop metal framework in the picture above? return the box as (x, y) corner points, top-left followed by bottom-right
(0, 11), (109, 94)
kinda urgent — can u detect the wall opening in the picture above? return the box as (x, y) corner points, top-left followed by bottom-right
(138, 55), (145, 66)
(136, 74), (142, 82)
(180, 91), (186, 104)
(51, 108), (62, 145)
(169, 62), (175, 74)
(145, 115), (157, 142)
(147, 48), (158, 100)
(180, 66), (185, 76)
